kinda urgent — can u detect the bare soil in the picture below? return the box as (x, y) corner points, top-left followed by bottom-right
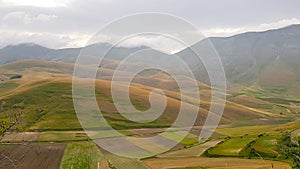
(0, 143), (66, 169)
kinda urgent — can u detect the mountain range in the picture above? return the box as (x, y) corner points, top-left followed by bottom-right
(1, 24), (300, 94)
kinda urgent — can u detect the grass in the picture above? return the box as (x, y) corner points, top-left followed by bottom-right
(0, 81), (19, 94)
(2, 68), (297, 133)
(104, 152), (149, 169)
(216, 120), (300, 138)
(37, 131), (89, 142)
(0, 79), (198, 131)
(216, 125), (278, 137)
(241, 87), (300, 102)
(160, 131), (199, 146)
(200, 120), (300, 168)
(252, 135), (279, 158)
(273, 119), (300, 132)
(60, 141), (106, 169)
(157, 139), (222, 158)
(0, 80), (171, 131)
(4, 81), (82, 131)
(229, 94), (297, 116)
(206, 121), (300, 165)
(206, 136), (255, 157)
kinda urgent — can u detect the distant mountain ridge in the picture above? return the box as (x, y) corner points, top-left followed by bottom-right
(0, 42), (148, 64)
(1, 24), (300, 94)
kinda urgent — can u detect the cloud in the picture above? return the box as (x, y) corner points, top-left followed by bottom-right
(202, 27), (245, 37)
(0, 28), (90, 49)
(258, 18), (300, 30)
(3, 11), (57, 24)
(2, 0), (71, 7)
(110, 18), (300, 53)
(116, 35), (187, 54)
(0, 1), (299, 49)
(202, 18), (300, 37)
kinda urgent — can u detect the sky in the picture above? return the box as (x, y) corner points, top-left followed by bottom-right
(0, 0), (300, 52)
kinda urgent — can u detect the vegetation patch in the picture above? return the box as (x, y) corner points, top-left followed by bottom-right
(252, 135), (279, 158)
(60, 141), (106, 169)
(205, 136), (255, 157)
(37, 131), (89, 142)
(0, 82), (19, 94)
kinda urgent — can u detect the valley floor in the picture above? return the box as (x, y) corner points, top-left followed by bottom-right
(1, 121), (298, 169)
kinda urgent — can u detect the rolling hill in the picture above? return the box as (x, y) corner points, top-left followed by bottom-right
(0, 60), (298, 132)
(1, 25), (300, 96)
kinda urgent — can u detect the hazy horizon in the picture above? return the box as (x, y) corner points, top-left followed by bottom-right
(1, 0), (300, 52)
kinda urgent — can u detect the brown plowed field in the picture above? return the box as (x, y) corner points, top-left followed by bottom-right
(0, 143), (66, 169)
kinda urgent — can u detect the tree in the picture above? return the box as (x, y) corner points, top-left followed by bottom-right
(0, 112), (23, 169)
(0, 112), (22, 139)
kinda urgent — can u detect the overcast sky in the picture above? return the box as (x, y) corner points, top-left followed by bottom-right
(0, 0), (300, 51)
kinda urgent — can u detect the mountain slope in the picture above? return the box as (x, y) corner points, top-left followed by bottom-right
(1, 25), (300, 95)
(177, 24), (300, 95)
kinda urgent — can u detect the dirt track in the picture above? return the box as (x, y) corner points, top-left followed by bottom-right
(0, 143), (66, 169)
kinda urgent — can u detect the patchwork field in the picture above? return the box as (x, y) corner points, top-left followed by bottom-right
(0, 60), (299, 168)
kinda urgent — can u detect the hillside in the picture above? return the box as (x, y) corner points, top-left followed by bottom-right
(0, 60), (299, 132)
(1, 25), (300, 97)
(177, 24), (300, 95)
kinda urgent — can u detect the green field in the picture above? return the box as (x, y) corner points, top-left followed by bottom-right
(252, 135), (279, 158)
(216, 125), (277, 137)
(160, 131), (199, 146)
(0, 81), (82, 131)
(206, 137), (255, 157)
(60, 141), (106, 169)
